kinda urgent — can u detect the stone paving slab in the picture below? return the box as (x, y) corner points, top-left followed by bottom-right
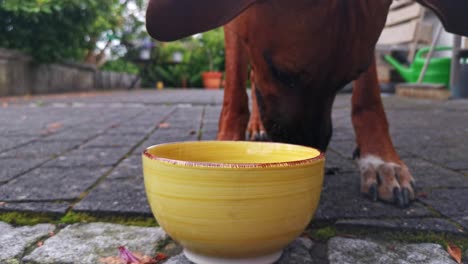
(403, 158), (468, 189)
(22, 223), (166, 264)
(405, 146), (468, 172)
(327, 139), (356, 160)
(44, 147), (131, 168)
(73, 177), (152, 216)
(0, 136), (37, 152)
(0, 167), (110, 202)
(315, 172), (432, 220)
(336, 218), (464, 234)
(0, 158), (48, 183)
(43, 130), (99, 141)
(107, 155), (143, 180)
(105, 125), (154, 136)
(420, 189), (468, 218)
(328, 237), (458, 264)
(0, 202), (70, 214)
(0, 140), (82, 159)
(454, 216), (468, 230)
(0, 222), (55, 263)
(82, 134), (147, 148)
(135, 129), (200, 155)
(324, 151), (356, 174)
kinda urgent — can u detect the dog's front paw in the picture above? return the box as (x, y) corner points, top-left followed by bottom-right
(246, 116), (268, 141)
(358, 155), (416, 208)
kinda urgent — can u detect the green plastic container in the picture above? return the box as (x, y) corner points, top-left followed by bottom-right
(384, 46), (452, 87)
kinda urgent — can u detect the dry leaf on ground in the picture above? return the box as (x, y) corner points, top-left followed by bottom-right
(158, 122), (170, 128)
(47, 122), (63, 130)
(42, 122), (63, 135)
(99, 256), (125, 264)
(447, 243), (462, 264)
(100, 253), (161, 264)
(154, 253), (168, 262)
(100, 246), (166, 264)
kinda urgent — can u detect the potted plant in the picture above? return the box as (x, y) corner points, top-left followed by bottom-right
(199, 29), (225, 89)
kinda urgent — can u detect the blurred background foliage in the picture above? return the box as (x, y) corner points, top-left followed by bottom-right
(147, 29), (225, 87)
(0, 0), (226, 88)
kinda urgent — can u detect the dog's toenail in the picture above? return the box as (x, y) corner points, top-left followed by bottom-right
(393, 187), (405, 208)
(402, 188), (410, 206)
(369, 184), (377, 202)
(254, 133), (261, 141)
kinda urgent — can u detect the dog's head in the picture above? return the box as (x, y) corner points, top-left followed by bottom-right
(146, 0), (468, 41)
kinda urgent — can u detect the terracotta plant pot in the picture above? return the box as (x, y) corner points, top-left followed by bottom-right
(202, 71), (223, 89)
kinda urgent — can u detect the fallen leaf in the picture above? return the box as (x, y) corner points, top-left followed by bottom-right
(42, 122), (63, 135)
(417, 191), (428, 199)
(386, 245), (396, 252)
(158, 122), (170, 129)
(119, 246), (140, 264)
(99, 256), (125, 264)
(100, 247), (166, 264)
(189, 130), (196, 135)
(154, 253), (168, 263)
(447, 243), (462, 264)
(47, 122), (63, 131)
(48, 231), (55, 237)
(0, 202), (6, 206)
(37, 241), (43, 247)
(139, 255), (158, 264)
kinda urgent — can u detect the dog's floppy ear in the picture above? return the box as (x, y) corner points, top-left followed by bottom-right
(416, 0), (468, 36)
(146, 0), (256, 41)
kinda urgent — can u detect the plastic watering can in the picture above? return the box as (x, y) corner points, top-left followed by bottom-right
(384, 46), (452, 87)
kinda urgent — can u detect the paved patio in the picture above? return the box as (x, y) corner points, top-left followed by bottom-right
(1, 89), (468, 227)
(0, 89), (467, 263)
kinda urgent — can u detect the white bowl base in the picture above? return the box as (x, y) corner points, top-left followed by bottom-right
(183, 249), (283, 264)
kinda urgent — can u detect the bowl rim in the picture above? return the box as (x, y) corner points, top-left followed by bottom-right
(142, 141), (325, 168)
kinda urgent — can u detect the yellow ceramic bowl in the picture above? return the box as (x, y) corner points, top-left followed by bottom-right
(142, 141), (325, 264)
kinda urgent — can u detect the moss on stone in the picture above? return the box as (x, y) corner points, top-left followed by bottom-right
(306, 223), (467, 251)
(0, 211), (158, 227)
(0, 212), (59, 225)
(60, 212), (158, 227)
(333, 225), (468, 251)
(307, 226), (337, 241)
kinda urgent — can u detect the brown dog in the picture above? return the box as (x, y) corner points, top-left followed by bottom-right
(146, 0), (467, 207)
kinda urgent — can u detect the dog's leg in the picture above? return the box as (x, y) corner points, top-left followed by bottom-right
(217, 25), (250, 140)
(352, 57), (415, 208)
(246, 70), (268, 141)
